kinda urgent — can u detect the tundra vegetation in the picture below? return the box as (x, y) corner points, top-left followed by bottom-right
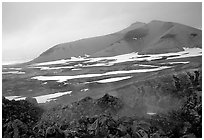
(2, 71), (202, 138)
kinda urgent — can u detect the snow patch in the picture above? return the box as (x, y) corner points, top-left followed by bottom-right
(42, 82), (47, 85)
(95, 76), (132, 83)
(147, 112), (157, 115)
(29, 66), (73, 70)
(8, 68), (22, 70)
(6, 91), (72, 103)
(167, 48), (201, 59)
(5, 96), (21, 100)
(138, 64), (158, 67)
(160, 61), (189, 65)
(30, 48), (201, 71)
(31, 66), (170, 83)
(32, 59), (68, 66)
(34, 91), (72, 103)
(2, 71), (25, 74)
(72, 68), (82, 71)
(81, 88), (89, 92)
(85, 54), (90, 57)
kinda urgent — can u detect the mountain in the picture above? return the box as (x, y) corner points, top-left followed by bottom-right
(2, 19), (202, 138)
(31, 20), (201, 63)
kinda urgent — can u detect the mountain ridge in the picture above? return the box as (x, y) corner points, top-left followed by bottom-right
(30, 20), (202, 64)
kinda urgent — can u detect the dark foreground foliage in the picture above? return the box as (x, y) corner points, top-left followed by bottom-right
(2, 97), (44, 137)
(2, 71), (202, 138)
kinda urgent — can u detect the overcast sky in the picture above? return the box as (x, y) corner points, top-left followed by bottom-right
(2, 2), (202, 63)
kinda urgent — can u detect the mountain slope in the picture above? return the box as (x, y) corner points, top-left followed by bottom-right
(31, 20), (202, 63)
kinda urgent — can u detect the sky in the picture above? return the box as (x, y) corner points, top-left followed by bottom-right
(2, 2), (202, 64)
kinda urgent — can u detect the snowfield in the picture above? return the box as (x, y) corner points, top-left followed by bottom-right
(30, 47), (201, 70)
(31, 66), (171, 82)
(5, 91), (72, 103)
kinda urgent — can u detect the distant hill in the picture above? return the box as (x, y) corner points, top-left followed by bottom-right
(30, 20), (202, 63)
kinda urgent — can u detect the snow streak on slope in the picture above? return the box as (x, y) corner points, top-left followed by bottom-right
(81, 88), (89, 92)
(5, 91), (72, 103)
(30, 48), (201, 70)
(5, 96), (22, 100)
(33, 91), (72, 103)
(31, 66), (170, 82)
(32, 66), (74, 70)
(7, 68), (22, 70)
(2, 71), (25, 74)
(160, 61), (190, 65)
(95, 76), (132, 83)
(32, 59), (68, 66)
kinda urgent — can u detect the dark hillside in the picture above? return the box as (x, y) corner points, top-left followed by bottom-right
(2, 70), (202, 138)
(29, 20), (201, 64)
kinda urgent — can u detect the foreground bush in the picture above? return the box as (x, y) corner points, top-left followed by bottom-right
(2, 97), (44, 137)
(2, 70), (202, 138)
